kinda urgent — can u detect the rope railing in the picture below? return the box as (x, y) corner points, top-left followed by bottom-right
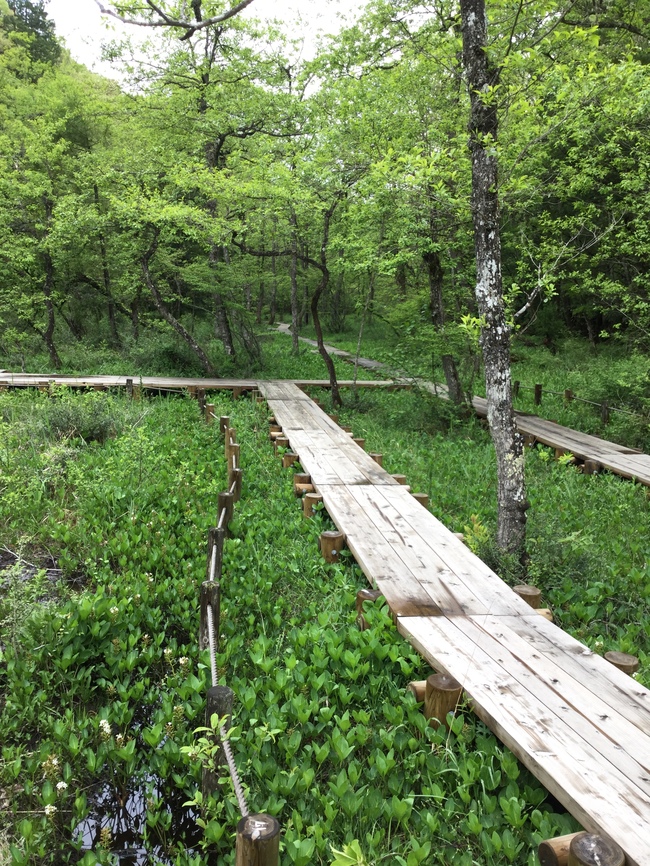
(512, 380), (646, 422)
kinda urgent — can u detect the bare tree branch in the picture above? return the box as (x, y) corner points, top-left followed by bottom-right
(95, 0), (256, 40)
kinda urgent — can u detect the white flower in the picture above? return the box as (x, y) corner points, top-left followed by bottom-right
(115, 734), (125, 746)
(56, 782), (68, 792)
(164, 648), (173, 658)
(44, 804), (57, 818)
(99, 719), (111, 738)
(178, 657), (189, 667)
(109, 606), (119, 616)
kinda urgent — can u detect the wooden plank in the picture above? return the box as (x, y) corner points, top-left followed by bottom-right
(399, 615), (650, 866)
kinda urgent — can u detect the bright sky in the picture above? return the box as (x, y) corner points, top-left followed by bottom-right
(45, 0), (354, 78)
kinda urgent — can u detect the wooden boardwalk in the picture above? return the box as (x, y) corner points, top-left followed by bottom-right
(260, 381), (650, 866)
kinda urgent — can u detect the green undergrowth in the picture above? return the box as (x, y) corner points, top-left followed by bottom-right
(1, 385), (647, 865)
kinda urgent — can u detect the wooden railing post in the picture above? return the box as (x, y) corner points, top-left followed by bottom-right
(200, 581), (220, 652)
(424, 673), (463, 729)
(235, 814), (280, 866)
(219, 415), (230, 436)
(202, 685), (233, 800)
(206, 527), (226, 583)
(319, 530), (345, 562)
(356, 588), (383, 630)
(534, 383), (543, 405)
(218, 492), (235, 536)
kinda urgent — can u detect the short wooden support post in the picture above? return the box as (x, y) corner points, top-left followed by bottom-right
(341, 425), (353, 434)
(583, 459), (602, 475)
(601, 401), (610, 424)
(219, 415), (230, 436)
(133, 385), (141, 401)
(522, 433), (536, 447)
(328, 413), (339, 424)
(568, 833), (625, 866)
(513, 584), (542, 609)
(229, 467), (243, 502)
(202, 685), (234, 800)
(199, 581), (220, 652)
(537, 608), (554, 622)
(293, 472), (313, 497)
(229, 443), (240, 469)
(391, 474), (407, 485)
(356, 588), (383, 630)
(197, 389), (206, 415)
(274, 435), (289, 454)
(126, 378), (133, 398)
(564, 389), (574, 403)
(232, 386), (244, 400)
(303, 492), (323, 517)
(268, 416), (277, 426)
(353, 437), (366, 450)
(513, 380), (520, 398)
(407, 681), (427, 703)
(369, 452), (383, 466)
(604, 651), (639, 675)
(205, 403), (215, 424)
(235, 814), (280, 866)
(282, 452), (299, 469)
(534, 383), (543, 405)
(205, 526), (226, 583)
(319, 530), (345, 563)
(412, 492), (429, 508)
(424, 673), (463, 729)
(539, 832), (585, 866)
(218, 491), (235, 536)
(454, 532), (465, 543)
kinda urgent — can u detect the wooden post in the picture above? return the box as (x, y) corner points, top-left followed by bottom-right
(341, 425), (353, 433)
(568, 833), (625, 866)
(232, 386), (244, 400)
(197, 389), (206, 415)
(407, 681), (427, 703)
(303, 492), (323, 517)
(230, 443), (241, 469)
(539, 832), (586, 866)
(126, 378), (133, 398)
(133, 385), (141, 401)
(202, 685), (233, 800)
(319, 530), (345, 563)
(601, 401), (610, 424)
(513, 584), (542, 609)
(564, 389), (574, 403)
(454, 532), (465, 543)
(355, 588), (383, 630)
(218, 491), (235, 536)
(604, 651), (639, 675)
(282, 452), (299, 469)
(328, 413), (339, 424)
(534, 383), (542, 405)
(583, 459), (602, 475)
(353, 437), (366, 450)
(513, 380), (520, 398)
(199, 581), (220, 652)
(424, 673), (463, 729)
(369, 453), (383, 466)
(412, 492), (429, 508)
(522, 433), (535, 447)
(274, 435), (289, 453)
(226, 428), (236, 463)
(205, 403), (215, 424)
(268, 416), (277, 426)
(391, 474), (407, 485)
(293, 473), (312, 496)
(219, 415), (230, 435)
(537, 608), (554, 622)
(229, 468), (243, 502)
(235, 814), (280, 866)
(206, 527), (226, 583)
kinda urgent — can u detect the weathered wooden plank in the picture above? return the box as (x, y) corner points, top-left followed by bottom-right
(399, 615), (650, 866)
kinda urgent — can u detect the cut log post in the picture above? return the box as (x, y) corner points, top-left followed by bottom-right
(407, 681), (427, 703)
(583, 459), (602, 475)
(604, 651), (639, 675)
(412, 492), (429, 508)
(513, 380), (520, 398)
(303, 492), (324, 517)
(133, 385), (141, 401)
(219, 415), (230, 435)
(126, 378), (133, 398)
(534, 383), (542, 405)
(229, 467), (243, 502)
(513, 584), (542, 610)
(601, 401), (610, 424)
(537, 608), (554, 622)
(353, 437), (366, 450)
(197, 389), (206, 415)
(555, 448), (574, 462)
(320, 530), (345, 563)
(539, 832), (586, 866)
(199, 581), (220, 652)
(202, 685), (234, 800)
(391, 474), (407, 485)
(522, 433), (536, 447)
(328, 413), (339, 424)
(369, 453), (383, 466)
(293, 473), (311, 496)
(235, 814), (281, 866)
(341, 425), (353, 433)
(274, 435), (289, 453)
(355, 588), (383, 630)
(424, 673), (463, 729)
(268, 416), (277, 425)
(225, 429), (236, 464)
(205, 526), (226, 583)
(454, 532), (465, 543)
(218, 491), (235, 536)
(232, 386), (244, 399)
(205, 403), (215, 424)
(282, 452), (299, 469)
(568, 833), (625, 866)
(229, 443), (240, 469)
(564, 389), (574, 403)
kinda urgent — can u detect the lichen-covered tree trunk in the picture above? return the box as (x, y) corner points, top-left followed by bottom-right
(460, 0), (528, 557)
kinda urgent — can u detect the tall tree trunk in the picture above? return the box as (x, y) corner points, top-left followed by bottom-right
(208, 244), (235, 356)
(131, 288), (140, 342)
(42, 197), (61, 369)
(424, 247), (464, 404)
(269, 252), (277, 325)
(460, 0), (528, 557)
(311, 204), (342, 408)
(94, 184), (120, 347)
(289, 211), (300, 354)
(142, 232), (215, 375)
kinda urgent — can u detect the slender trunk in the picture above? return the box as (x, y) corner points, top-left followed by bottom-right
(256, 280), (264, 325)
(94, 184), (120, 346)
(131, 288), (140, 342)
(460, 0), (528, 557)
(289, 211), (300, 353)
(424, 244), (464, 404)
(208, 243), (235, 356)
(269, 253), (277, 325)
(311, 205), (342, 408)
(142, 232), (215, 375)
(42, 197), (61, 369)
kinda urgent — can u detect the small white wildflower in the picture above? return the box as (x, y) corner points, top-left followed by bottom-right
(44, 804), (57, 818)
(109, 606), (119, 616)
(164, 648), (173, 658)
(99, 719), (111, 739)
(56, 781), (68, 792)
(178, 657), (189, 668)
(115, 734), (125, 746)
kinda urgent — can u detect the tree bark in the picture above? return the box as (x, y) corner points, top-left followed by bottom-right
(94, 184), (120, 347)
(460, 0), (528, 557)
(42, 197), (61, 369)
(289, 210), (300, 353)
(142, 232), (215, 375)
(311, 203), (342, 408)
